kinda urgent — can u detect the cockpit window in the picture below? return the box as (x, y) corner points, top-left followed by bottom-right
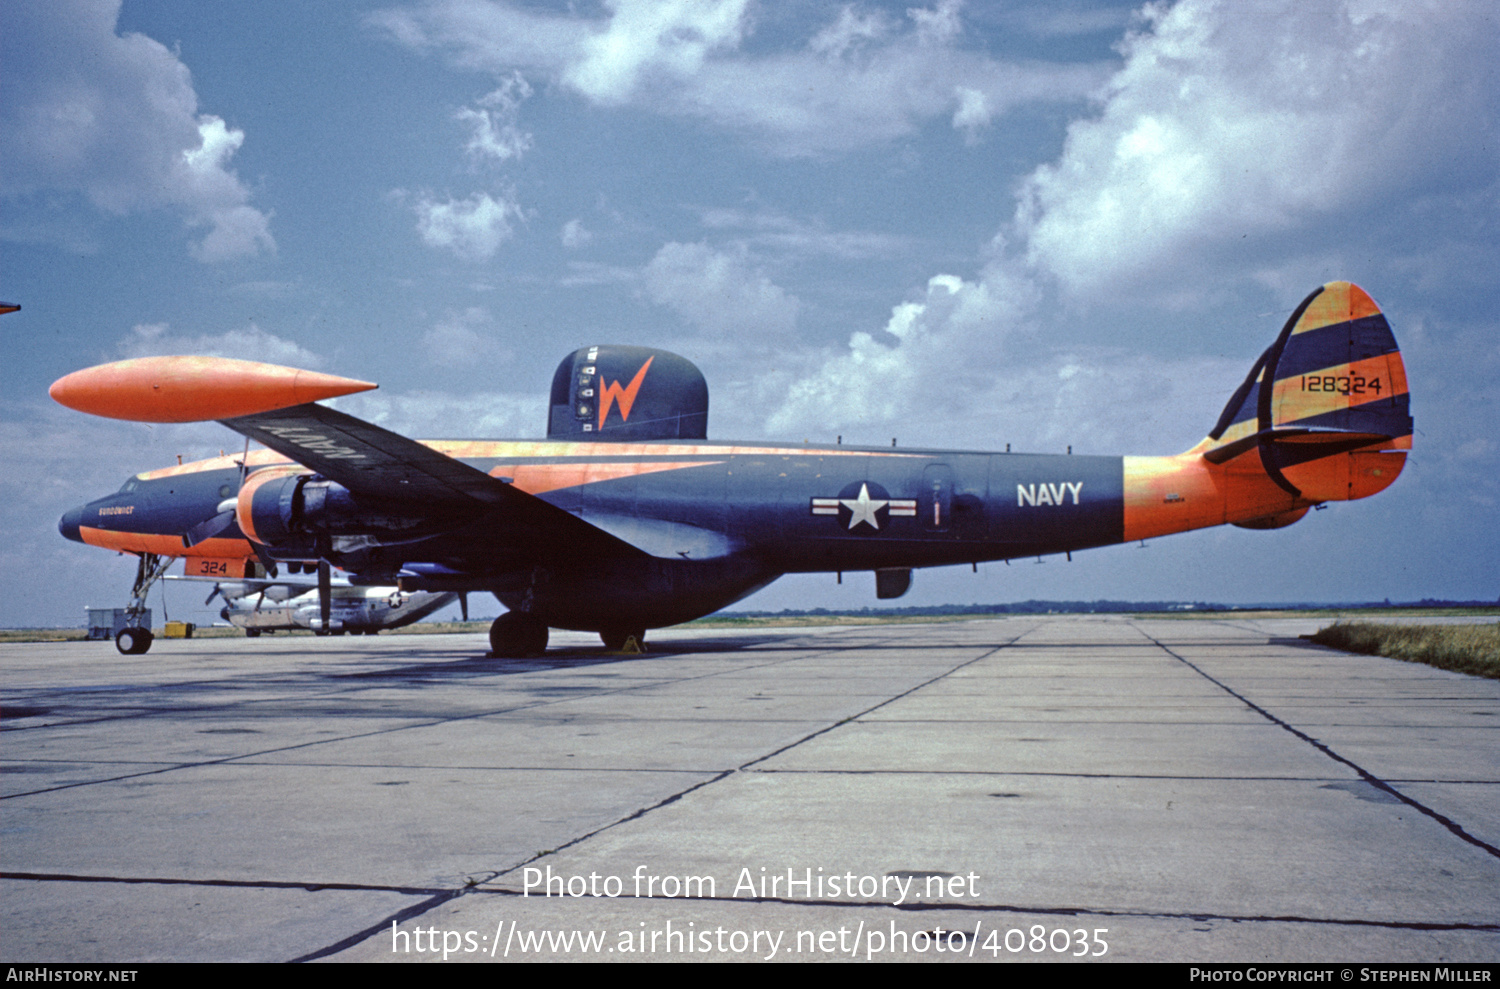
(118, 477), (140, 493)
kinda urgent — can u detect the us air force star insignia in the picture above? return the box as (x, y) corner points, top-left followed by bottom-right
(841, 483), (886, 530)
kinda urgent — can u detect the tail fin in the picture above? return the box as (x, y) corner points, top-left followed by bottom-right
(1197, 281), (1411, 501)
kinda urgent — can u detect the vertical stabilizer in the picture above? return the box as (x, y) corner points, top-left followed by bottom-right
(1198, 282), (1411, 501)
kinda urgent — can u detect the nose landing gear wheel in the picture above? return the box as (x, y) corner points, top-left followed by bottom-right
(489, 613), (549, 657)
(115, 627), (153, 655)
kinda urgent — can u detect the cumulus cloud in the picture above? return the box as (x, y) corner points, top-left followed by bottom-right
(118, 321), (324, 368)
(456, 72), (534, 163)
(767, 262), (1242, 452)
(808, 5), (892, 58)
(644, 241), (799, 339)
(409, 73), (532, 259)
(415, 191), (523, 260)
(0, 0), (275, 260)
(764, 0), (1500, 448)
(768, 267), (1037, 439)
(1017, 0), (1500, 295)
(371, 0), (749, 105)
(373, 0), (1107, 155)
(563, 0), (749, 104)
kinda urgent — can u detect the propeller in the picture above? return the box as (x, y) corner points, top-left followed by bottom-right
(183, 498), (238, 547)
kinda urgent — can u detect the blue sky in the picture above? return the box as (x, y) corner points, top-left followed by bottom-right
(3, 0), (1497, 628)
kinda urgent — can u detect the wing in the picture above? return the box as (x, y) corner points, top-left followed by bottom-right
(219, 402), (647, 562)
(221, 402), (512, 507)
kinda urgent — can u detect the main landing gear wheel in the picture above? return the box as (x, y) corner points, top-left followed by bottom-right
(489, 613), (549, 658)
(115, 627), (153, 655)
(600, 628), (646, 652)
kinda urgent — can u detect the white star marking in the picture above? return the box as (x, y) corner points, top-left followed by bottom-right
(840, 483), (888, 530)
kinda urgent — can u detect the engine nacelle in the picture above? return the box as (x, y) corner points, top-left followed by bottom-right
(235, 466), (311, 546)
(235, 466), (439, 550)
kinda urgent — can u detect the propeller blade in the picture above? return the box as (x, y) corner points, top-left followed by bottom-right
(182, 510), (236, 548)
(459, 591), (468, 622)
(204, 584), (222, 606)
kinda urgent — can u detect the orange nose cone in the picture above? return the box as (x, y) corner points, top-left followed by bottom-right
(49, 356), (377, 423)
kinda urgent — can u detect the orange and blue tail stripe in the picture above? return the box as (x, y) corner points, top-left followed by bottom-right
(1207, 282), (1411, 451)
(1199, 282), (1411, 495)
(1126, 282), (1410, 541)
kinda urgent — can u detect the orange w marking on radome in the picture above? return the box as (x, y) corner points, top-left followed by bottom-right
(598, 357), (653, 428)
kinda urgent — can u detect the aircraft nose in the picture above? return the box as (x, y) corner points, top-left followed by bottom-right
(59, 505), (86, 543)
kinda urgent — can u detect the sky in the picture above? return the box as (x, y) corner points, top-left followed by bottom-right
(3, 0), (1498, 629)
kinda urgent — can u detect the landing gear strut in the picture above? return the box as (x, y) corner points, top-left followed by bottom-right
(116, 552), (175, 655)
(489, 612), (548, 657)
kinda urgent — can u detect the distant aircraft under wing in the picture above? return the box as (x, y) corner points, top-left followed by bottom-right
(206, 578), (456, 636)
(54, 284), (1411, 657)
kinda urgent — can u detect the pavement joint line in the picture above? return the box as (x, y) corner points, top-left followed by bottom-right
(1137, 624), (1500, 861)
(0, 870), (446, 896)
(289, 889), (466, 963)
(743, 769), (1459, 781)
(457, 886), (1500, 933)
(6, 873), (1496, 941)
(736, 632), (1034, 772)
(296, 629), (1037, 960)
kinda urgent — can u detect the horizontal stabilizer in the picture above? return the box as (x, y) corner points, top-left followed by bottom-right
(1200, 427), (1396, 466)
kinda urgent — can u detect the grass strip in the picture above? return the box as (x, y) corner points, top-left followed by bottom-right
(1308, 621), (1500, 679)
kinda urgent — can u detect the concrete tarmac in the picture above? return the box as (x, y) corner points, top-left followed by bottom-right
(2, 616), (1497, 963)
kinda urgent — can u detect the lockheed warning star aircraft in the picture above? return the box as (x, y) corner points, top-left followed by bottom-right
(54, 282), (1411, 657)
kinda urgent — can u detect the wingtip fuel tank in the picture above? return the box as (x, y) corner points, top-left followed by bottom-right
(49, 356), (377, 423)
